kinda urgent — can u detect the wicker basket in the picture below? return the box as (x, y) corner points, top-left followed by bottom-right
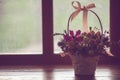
(69, 54), (99, 75)
(66, 1), (103, 76)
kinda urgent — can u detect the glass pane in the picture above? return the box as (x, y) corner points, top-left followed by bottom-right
(53, 0), (109, 53)
(0, 0), (42, 54)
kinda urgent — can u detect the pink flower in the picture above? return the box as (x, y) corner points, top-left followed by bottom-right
(64, 30), (81, 41)
(69, 30), (81, 37)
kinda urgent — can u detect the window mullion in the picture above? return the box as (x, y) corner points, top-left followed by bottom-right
(42, 0), (53, 55)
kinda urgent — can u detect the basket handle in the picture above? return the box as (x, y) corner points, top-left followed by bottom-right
(53, 1), (103, 36)
(67, 2), (103, 34)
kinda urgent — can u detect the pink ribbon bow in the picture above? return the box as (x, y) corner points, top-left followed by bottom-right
(70, 1), (95, 32)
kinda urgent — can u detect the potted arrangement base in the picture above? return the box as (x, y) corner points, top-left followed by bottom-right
(69, 54), (99, 75)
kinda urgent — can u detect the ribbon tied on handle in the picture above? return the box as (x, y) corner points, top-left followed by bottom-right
(70, 1), (95, 32)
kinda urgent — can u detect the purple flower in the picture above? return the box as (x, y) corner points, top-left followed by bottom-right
(58, 41), (64, 46)
(69, 30), (81, 37)
(63, 30), (81, 41)
(63, 34), (71, 41)
(69, 30), (74, 37)
(75, 30), (81, 37)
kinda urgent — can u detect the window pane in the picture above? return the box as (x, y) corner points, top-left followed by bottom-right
(0, 0), (42, 54)
(53, 0), (109, 53)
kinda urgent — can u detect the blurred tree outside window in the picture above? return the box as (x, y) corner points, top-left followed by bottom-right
(0, 0), (42, 54)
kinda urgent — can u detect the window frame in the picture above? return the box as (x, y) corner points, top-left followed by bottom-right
(0, 0), (118, 66)
(0, 0), (71, 66)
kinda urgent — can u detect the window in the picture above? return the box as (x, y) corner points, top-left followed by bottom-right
(0, 0), (56, 65)
(0, 0), (42, 54)
(53, 0), (110, 53)
(0, 0), (113, 65)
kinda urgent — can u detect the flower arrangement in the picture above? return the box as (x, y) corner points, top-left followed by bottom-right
(53, 1), (120, 76)
(56, 27), (112, 57)
(54, 1), (115, 57)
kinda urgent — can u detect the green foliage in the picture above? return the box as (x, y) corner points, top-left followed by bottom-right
(0, 0), (36, 52)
